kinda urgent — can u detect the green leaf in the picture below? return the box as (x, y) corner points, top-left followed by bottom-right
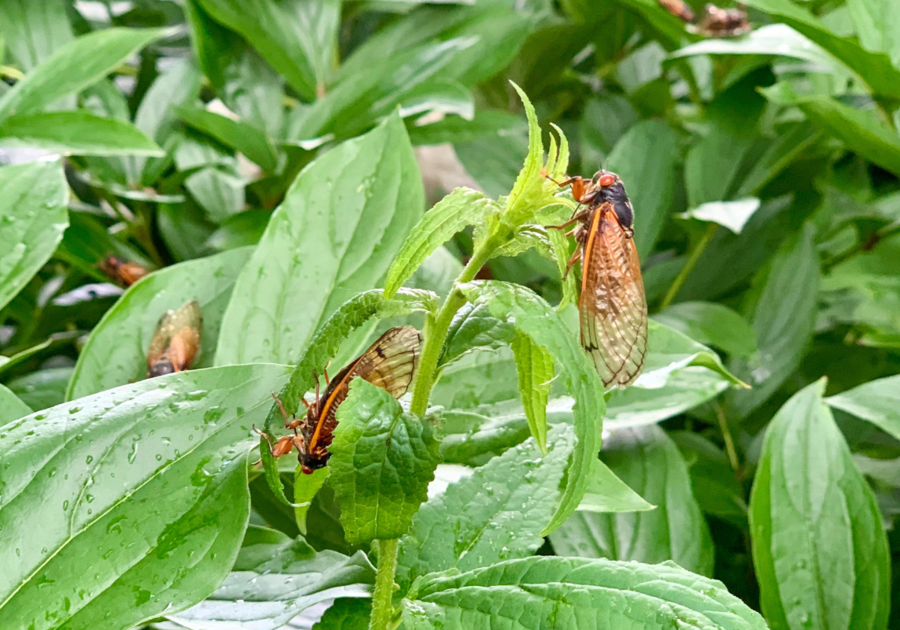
(0, 384), (31, 428)
(736, 123), (822, 198)
(177, 105), (279, 172)
(295, 468), (329, 535)
(195, 0), (339, 101)
(454, 121), (528, 199)
(408, 110), (521, 146)
(846, 0), (900, 67)
(0, 0), (73, 72)
(550, 425), (714, 576)
(750, 379), (890, 630)
(762, 83), (900, 177)
(403, 556), (768, 630)
(457, 281), (605, 535)
(169, 527), (374, 630)
(743, 0), (900, 99)
(6, 367), (72, 412)
(204, 209), (271, 252)
(655, 302), (758, 358)
(313, 598), (371, 630)
(606, 119), (680, 255)
(384, 187), (497, 299)
(328, 380), (441, 544)
(637, 320), (744, 388)
(397, 425), (575, 591)
(216, 113), (423, 365)
(67, 247), (252, 401)
(510, 331), (552, 454)
(671, 431), (747, 526)
(0, 111), (164, 156)
(580, 95), (640, 170)
(0, 159), (68, 312)
(577, 457), (655, 514)
(681, 198), (762, 235)
(826, 374), (900, 441)
(0, 363), (291, 629)
(726, 225), (820, 418)
(0, 28), (167, 123)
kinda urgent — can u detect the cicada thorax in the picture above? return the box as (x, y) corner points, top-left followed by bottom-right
(548, 170), (648, 389)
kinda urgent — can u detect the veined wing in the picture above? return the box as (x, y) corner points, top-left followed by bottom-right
(147, 300), (202, 371)
(579, 204), (648, 388)
(307, 325), (422, 453)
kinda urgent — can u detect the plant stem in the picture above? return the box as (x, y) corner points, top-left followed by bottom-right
(409, 236), (499, 417)
(369, 538), (399, 630)
(660, 222), (717, 310)
(715, 403), (741, 478)
(822, 221), (900, 271)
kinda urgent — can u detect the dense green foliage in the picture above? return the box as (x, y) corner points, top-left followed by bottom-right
(1, 0), (900, 629)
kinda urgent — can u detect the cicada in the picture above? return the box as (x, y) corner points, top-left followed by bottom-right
(99, 254), (149, 287)
(658, 0), (695, 22)
(264, 325), (422, 474)
(146, 300), (203, 378)
(697, 3), (750, 37)
(547, 170), (648, 388)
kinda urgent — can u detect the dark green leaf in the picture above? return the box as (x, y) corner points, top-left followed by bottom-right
(580, 95), (640, 170)
(67, 247), (252, 400)
(384, 187), (497, 299)
(0, 111), (163, 156)
(0, 364), (291, 629)
(726, 225), (820, 419)
(408, 110), (521, 146)
(0, 158), (68, 311)
(826, 375), (900, 442)
(6, 367), (73, 412)
(178, 105), (279, 172)
(654, 302), (758, 358)
(671, 431), (747, 526)
(313, 598), (371, 630)
(550, 425), (714, 576)
(762, 82), (900, 177)
(743, 0), (900, 99)
(403, 557), (767, 630)
(750, 379), (890, 630)
(216, 113), (423, 365)
(329, 380), (441, 544)
(195, 0), (339, 101)
(397, 425), (575, 590)
(457, 281), (605, 535)
(204, 209), (271, 252)
(169, 526), (374, 630)
(0, 28), (167, 123)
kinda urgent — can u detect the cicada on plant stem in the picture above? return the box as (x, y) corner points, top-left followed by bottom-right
(146, 300), (202, 378)
(546, 170), (648, 388)
(261, 325), (422, 474)
(99, 254), (150, 287)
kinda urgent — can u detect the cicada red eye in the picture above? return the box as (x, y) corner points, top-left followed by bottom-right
(599, 174), (616, 187)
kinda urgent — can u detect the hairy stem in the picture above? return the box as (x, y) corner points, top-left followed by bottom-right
(409, 236), (499, 417)
(369, 538), (399, 630)
(660, 222), (718, 310)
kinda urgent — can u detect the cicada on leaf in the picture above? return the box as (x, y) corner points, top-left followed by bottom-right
(263, 325), (422, 474)
(99, 254), (150, 287)
(146, 300), (203, 378)
(547, 170), (648, 389)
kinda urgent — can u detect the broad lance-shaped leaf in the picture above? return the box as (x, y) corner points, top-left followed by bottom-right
(0, 159), (68, 312)
(169, 526), (374, 630)
(762, 83), (900, 177)
(510, 331), (553, 454)
(329, 380), (441, 544)
(750, 379), (890, 630)
(384, 187), (498, 299)
(0, 385), (31, 428)
(177, 105), (278, 172)
(655, 301), (757, 359)
(0, 112), (164, 156)
(0, 0), (73, 72)
(313, 598), (371, 629)
(550, 425), (714, 577)
(216, 112), (423, 366)
(397, 425), (575, 591)
(672, 431), (747, 527)
(68, 247), (253, 400)
(826, 374), (900, 441)
(727, 225), (819, 419)
(0, 364), (291, 629)
(577, 457), (654, 514)
(0, 28), (168, 123)
(258, 288), (437, 507)
(402, 557), (768, 630)
(742, 0), (900, 100)
(458, 281), (605, 534)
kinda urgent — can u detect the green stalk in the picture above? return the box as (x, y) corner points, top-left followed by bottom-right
(369, 539), (399, 630)
(409, 236), (500, 417)
(660, 222), (718, 310)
